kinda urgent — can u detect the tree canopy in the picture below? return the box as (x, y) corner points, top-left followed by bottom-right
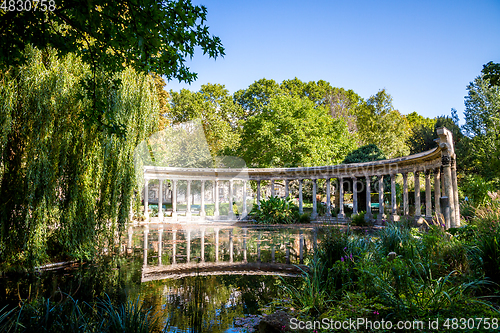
(169, 83), (244, 156)
(462, 66), (500, 179)
(237, 95), (357, 168)
(0, 0), (224, 80)
(355, 89), (410, 158)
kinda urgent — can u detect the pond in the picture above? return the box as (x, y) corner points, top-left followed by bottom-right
(1, 224), (322, 332)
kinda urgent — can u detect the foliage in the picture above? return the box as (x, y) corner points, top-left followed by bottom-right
(298, 213), (311, 224)
(355, 89), (411, 158)
(482, 61), (500, 87)
(249, 196), (300, 224)
(351, 211), (368, 226)
(342, 144), (386, 164)
(169, 83), (244, 156)
(0, 294), (158, 333)
(459, 174), (498, 208)
(362, 259), (493, 320)
(238, 94), (357, 167)
(467, 200), (500, 284)
(0, 47), (158, 267)
(1, 0), (223, 132)
(462, 68), (500, 179)
(279, 257), (333, 318)
(405, 111), (437, 154)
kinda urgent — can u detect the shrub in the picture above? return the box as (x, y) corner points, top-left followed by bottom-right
(249, 196), (299, 224)
(459, 174), (498, 208)
(298, 213), (311, 224)
(351, 211), (368, 226)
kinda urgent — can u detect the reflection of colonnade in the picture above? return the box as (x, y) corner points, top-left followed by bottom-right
(142, 127), (459, 228)
(132, 226), (315, 281)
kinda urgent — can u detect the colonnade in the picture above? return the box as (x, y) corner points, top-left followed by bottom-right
(141, 127), (460, 228)
(132, 226), (313, 268)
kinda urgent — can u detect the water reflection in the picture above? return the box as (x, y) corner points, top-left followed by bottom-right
(0, 225), (321, 333)
(128, 225), (318, 281)
(127, 224), (319, 333)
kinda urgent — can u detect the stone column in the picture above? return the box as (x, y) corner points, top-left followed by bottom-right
(425, 170), (432, 220)
(215, 228), (220, 262)
(158, 179), (163, 222)
(229, 229), (234, 263)
(214, 180), (220, 218)
(144, 179), (149, 220)
(186, 229), (191, 263)
(285, 179), (289, 198)
(257, 180), (261, 209)
(243, 228), (248, 263)
(143, 226), (149, 267)
(338, 177), (345, 219)
(299, 231), (304, 264)
(403, 173), (409, 216)
(442, 156), (456, 228)
(378, 176), (385, 223)
(158, 227), (163, 266)
(311, 179), (318, 219)
(299, 179), (304, 215)
(365, 176), (372, 220)
(352, 177), (358, 215)
(390, 173), (398, 221)
(257, 231), (261, 262)
(271, 179), (275, 197)
(414, 171), (421, 219)
(201, 228), (205, 262)
(172, 180), (177, 219)
(172, 229), (177, 264)
(229, 180), (235, 219)
(186, 180), (192, 218)
(326, 178), (331, 217)
(243, 181), (248, 215)
(434, 168), (441, 218)
(200, 180), (206, 217)
(451, 157), (460, 226)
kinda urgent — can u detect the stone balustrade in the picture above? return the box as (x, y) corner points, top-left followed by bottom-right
(139, 127), (459, 228)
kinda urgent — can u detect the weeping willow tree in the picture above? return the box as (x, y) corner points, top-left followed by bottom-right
(0, 46), (159, 267)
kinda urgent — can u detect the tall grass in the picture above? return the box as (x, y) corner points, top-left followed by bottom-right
(279, 257), (333, 317)
(0, 293), (157, 333)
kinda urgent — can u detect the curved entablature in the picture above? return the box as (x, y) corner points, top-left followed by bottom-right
(139, 127), (460, 229)
(144, 146), (443, 181)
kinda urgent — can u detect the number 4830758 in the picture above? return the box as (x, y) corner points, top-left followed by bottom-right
(1, 0), (56, 11)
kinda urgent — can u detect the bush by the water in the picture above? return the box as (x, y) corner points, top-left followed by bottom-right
(249, 196), (300, 224)
(278, 204), (500, 325)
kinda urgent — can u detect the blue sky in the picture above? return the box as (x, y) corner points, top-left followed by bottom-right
(166, 0), (500, 122)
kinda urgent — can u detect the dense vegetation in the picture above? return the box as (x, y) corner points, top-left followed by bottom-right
(277, 201), (500, 331)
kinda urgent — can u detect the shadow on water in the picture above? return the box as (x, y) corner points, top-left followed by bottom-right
(1, 224), (323, 332)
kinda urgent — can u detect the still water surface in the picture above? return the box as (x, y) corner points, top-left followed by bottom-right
(1, 224), (321, 332)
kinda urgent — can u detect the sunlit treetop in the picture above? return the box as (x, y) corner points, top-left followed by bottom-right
(0, 0), (224, 82)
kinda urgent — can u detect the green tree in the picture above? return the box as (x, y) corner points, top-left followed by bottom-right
(169, 83), (244, 156)
(462, 65), (500, 179)
(0, 47), (158, 266)
(237, 95), (357, 168)
(233, 78), (281, 118)
(355, 89), (410, 158)
(405, 112), (437, 154)
(1, 0), (224, 132)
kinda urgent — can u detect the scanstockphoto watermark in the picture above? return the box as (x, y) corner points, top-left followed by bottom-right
(290, 317), (500, 331)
